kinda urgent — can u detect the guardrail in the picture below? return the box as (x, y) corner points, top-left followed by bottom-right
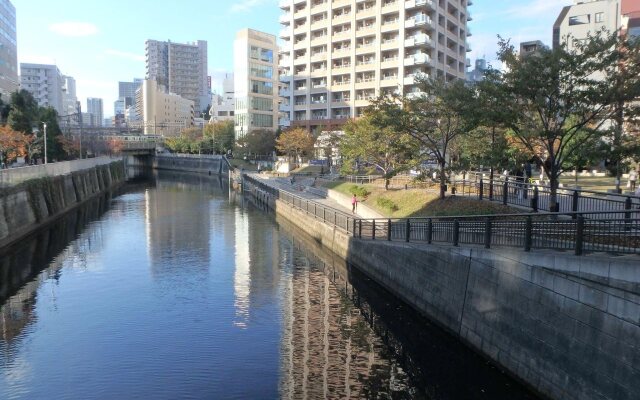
(244, 175), (639, 256)
(0, 156), (120, 188)
(353, 210), (639, 256)
(452, 179), (640, 219)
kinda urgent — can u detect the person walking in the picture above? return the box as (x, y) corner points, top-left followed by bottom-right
(351, 194), (358, 213)
(629, 169), (638, 191)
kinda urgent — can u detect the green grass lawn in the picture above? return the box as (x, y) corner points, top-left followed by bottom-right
(558, 175), (630, 193)
(324, 181), (521, 218)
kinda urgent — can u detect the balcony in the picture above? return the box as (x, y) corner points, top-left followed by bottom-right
(279, 28), (292, 39)
(405, 34), (431, 47)
(279, 14), (291, 24)
(405, 0), (434, 9)
(279, 0), (290, 9)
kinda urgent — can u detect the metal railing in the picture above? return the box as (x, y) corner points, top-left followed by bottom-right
(353, 210), (640, 256)
(244, 175), (639, 256)
(452, 178), (640, 219)
(243, 175), (357, 234)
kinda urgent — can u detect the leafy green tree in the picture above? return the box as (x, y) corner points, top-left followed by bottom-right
(340, 114), (415, 190)
(204, 120), (234, 154)
(38, 107), (65, 161)
(369, 79), (476, 199)
(236, 129), (277, 156)
(8, 90), (39, 134)
(497, 31), (640, 209)
(275, 127), (314, 162)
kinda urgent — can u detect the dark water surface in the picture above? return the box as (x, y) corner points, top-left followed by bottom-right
(0, 172), (538, 399)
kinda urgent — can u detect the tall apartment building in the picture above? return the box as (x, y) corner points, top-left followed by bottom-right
(233, 29), (279, 138)
(553, 0), (640, 49)
(20, 63), (65, 114)
(87, 98), (104, 127)
(0, 0), (17, 99)
(209, 73), (235, 123)
(141, 79), (194, 136)
(278, 0), (471, 132)
(145, 39), (209, 113)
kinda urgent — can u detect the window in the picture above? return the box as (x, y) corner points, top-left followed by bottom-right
(249, 63), (273, 79)
(569, 14), (590, 26)
(251, 80), (273, 95)
(252, 114), (273, 127)
(595, 12), (604, 23)
(251, 97), (273, 112)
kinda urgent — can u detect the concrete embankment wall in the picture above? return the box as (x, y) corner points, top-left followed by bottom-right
(245, 180), (640, 400)
(0, 161), (125, 249)
(153, 155), (228, 175)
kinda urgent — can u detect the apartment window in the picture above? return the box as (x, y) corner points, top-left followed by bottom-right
(569, 14), (590, 26)
(253, 114), (273, 128)
(251, 80), (274, 95)
(595, 12), (604, 23)
(250, 63), (273, 79)
(250, 46), (274, 63)
(251, 97), (274, 112)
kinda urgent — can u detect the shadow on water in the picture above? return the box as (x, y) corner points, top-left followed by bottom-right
(268, 204), (540, 400)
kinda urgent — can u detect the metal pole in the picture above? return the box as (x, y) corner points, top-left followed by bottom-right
(43, 123), (48, 164)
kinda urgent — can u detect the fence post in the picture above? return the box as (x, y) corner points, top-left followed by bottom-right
(503, 178), (509, 205)
(575, 216), (585, 256)
(387, 219), (392, 241)
(479, 179), (484, 200)
(353, 219), (357, 237)
(524, 216), (532, 252)
(372, 220), (376, 240)
(405, 219), (411, 242)
(572, 191), (580, 219)
(484, 217), (492, 249)
(532, 186), (539, 212)
(427, 219), (432, 244)
(453, 219), (460, 246)
(359, 220), (362, 238)
(323, 207), (326, 222)
(625, 197), (632, 222)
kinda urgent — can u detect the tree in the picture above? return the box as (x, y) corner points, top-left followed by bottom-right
(497, 31), (640, 209)
(38, 108), (65, 161)
(276, 127), (315, 163)
(7, 90), (39, 134)
(370, 79), (476, 199)
(0, 125), (27, 165)
(57, 135), (80, 159)
(204, 120), (234, 154)
(236, 129), (277, 156)
(340, 115), (415, 190)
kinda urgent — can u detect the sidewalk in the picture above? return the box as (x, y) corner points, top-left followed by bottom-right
(249, 174), (367, 217)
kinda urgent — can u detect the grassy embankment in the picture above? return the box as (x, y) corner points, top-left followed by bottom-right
(324, 181), (521, 218)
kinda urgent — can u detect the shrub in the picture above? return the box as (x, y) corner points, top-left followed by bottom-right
(376, 197), (398, 212)
(349, 185), (370, 197)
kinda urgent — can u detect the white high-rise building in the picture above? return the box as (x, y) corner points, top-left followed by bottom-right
(87, 98), (104, 127)
(20, 63), (65, 114)
(278, 0), (471, 132)
(141, 79), (194, 136)
(210, 73), (235, 123)
(145, 39), (209, 113)
(62, 75), (78, 116)
(234, 29), (279, 138)
(0, 0), (18, 99)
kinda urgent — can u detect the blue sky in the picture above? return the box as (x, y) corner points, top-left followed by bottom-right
(16, 0), (572, 117)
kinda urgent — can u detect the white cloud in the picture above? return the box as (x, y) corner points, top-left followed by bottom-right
(49, 22), (99, 37)
(104, 49), (145, 62)
(230, 0), (275, 13)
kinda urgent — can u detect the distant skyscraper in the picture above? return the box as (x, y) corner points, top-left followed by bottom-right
(0, 0), (18, 99)
(466, 58), (487, 83)
(87, 98), (104, 127)
(62, 75), (78, 116)
(234, 29), (279, 138)
(145, 39), (209, 113)
(118, 78), (143, 108)
(20, 63), (65, 114)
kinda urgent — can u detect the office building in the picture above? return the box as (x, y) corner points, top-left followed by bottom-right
(0, 0), (17, 99)
(87, 98), (104, 127)
(233, 29), (279, 138)
(519, 40), (547, 56)
(141, 79), (194, 136)
(62, 75), (78, 116)
(20, 63), (65, 114)
(278, 0), (471, 132)
(145, 39), (209, 113)
(210, 72), (235, 122)
(118, 78), (143, 107)
(466, 58), (486, 82)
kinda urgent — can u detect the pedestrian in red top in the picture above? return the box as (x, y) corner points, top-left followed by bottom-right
(352, 194), (358, 213)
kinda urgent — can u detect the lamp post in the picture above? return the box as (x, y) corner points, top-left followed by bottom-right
(43, 122), (48, 164)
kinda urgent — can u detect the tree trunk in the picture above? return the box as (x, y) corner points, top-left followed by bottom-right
(439, 161), (447, 200)
(385, 178), (390, 191)
(549, 171), (560, 212)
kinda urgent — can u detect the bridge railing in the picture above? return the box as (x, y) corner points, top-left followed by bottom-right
(0, 156), (120, 188)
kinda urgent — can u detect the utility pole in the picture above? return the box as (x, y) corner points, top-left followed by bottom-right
(77, 103), (83, 159)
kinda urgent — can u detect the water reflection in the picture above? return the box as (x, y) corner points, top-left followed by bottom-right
(0, 172), (538, 399)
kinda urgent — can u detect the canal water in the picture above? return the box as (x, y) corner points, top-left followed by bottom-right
(0, 171), (538, 400)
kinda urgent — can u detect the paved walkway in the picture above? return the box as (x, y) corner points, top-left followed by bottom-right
(249, 174), (365, 217)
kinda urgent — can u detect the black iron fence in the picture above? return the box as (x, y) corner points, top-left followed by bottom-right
(244, 175), (639, 256)
(354, 211), (639, 256)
